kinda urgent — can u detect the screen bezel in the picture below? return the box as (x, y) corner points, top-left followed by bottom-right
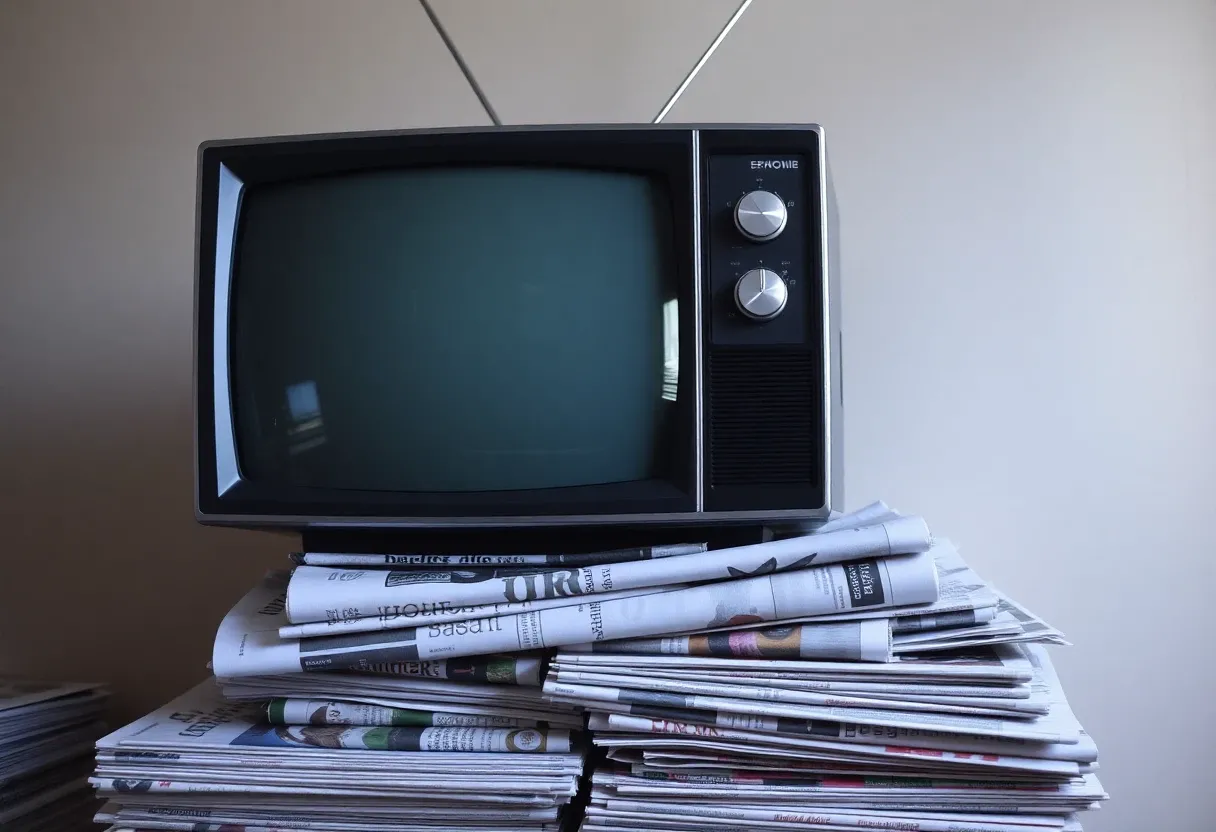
(196, 128), (699, 520)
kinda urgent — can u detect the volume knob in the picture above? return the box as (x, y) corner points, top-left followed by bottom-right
(734, 269), (788, 320)
(734, 190), (788, 241)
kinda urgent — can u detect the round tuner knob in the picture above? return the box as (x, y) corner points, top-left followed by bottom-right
(734, 269), (788, 321)
(734, 190), (788, 241)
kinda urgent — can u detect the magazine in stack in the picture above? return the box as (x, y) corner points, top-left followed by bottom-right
(91, 501), (1106, 831)
(1, 677), (108, 831)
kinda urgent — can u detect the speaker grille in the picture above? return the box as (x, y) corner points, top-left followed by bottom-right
(709, 350), (817, 487)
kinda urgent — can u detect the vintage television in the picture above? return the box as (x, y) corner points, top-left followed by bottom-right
(194, 125), (841, 530)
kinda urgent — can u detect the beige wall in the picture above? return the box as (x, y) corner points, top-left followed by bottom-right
(1, 1), (1213, 828)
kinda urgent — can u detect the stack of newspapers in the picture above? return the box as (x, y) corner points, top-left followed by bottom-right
(91, 670), (582, 832)
(1, 678), (107, 831)
(538, 505), (1108, 832)
(90, 501), (1106, 831)
(91, 572), (589, 832)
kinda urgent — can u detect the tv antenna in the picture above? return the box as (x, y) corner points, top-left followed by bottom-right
(418, 0), (754, 126)
(418, 0), (502, 126)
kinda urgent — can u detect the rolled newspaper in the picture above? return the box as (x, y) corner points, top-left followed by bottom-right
(213, 552), (937, 676)
(277, 584), (690, 640)
(285, 516), (933, 625)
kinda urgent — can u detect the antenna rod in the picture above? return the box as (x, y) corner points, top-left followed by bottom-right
(652, 0), (753, 124)
(418, 0), (502, 126)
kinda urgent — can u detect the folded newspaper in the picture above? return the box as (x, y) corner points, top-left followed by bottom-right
(0, 677), (108, 830)
(92, 680), (585, 831)
(564, 646), (1105, 832)
(528, 502), (1104, 832)
(219, 671), (584, 728)
(214, 549), (938, 677)
(568, 543), (1065, 661)
(284, 516), (934, 625)
(291, 542), (707, 568)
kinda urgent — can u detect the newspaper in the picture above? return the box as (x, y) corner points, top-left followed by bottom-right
(597, 766), (1101, 795)
(615, 768), (1101, 803)
(566, 619), (891, 662)
(811, 501), (899, 534)
(221, 677), (580, 727)
(653, 540), (993, 640)
(0, 688), (109, 748)
(95, 748), (582, 777)
(546, 680), (1073, 743)
(575, 670), (1030, 700)
(0, 723), (103, 786)
(0, 677), (107, 830)
(0, 761), (95, 825)
(285, 516), (933, 624)
(291, 543), (705, 568)
(891, 606), (997, 634)
(602, 770), (1106, 805)
(544, 671), (1077, 743)
(568, 606), (1018, 668)
(216, 554), (937, 676)
(99, 815), (561, 832)
(587, 796), (1086, 832)
(587, 699), (1094, 763)
(613, 750), (1074, 781)
(103, 819), (558, 832)
(557, 646), (1095, 763)
(278, 584), (690, 640)
(90, 776), (569, 800)
(96, 681), (574, 757)
(99, 827), (547, 832)
(354, 655), (543, 685)
(620, 754), (1022, 780)
(560, 659), (1051, 715)
(893, 593), (1067, 654)
(551, 644), (1035, 683)
(550, 669), (1041, 718)
(588, 715), (1079, 776)
(219, 674), (584, 728)
(592, 593), (1028, 664)
(584, 800), (1084, 832)
(265, 699), (544, 728)
(96, 801), (563, 830)
(0, 679), (100, 711)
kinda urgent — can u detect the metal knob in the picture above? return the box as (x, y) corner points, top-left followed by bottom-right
(734, 190), (788, 241)
(734, 268), (788, 320)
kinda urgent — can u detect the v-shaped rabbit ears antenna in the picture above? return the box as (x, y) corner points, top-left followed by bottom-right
(418, 0), (502, 126)
(652, 0), (753, 123)
(418, 0), (754, 127)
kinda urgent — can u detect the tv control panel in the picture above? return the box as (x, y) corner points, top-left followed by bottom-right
(699, 132), (827, 513)
(705, 155), (812, 347)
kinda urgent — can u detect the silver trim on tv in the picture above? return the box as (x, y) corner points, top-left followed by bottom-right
(691, 130), (704, 511)
(817, 124), (844, 514)
(195, 508), (827, 528)
(213, 163), (244, 496)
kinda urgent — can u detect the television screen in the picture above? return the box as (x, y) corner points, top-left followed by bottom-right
(230, 166), (679, 493)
